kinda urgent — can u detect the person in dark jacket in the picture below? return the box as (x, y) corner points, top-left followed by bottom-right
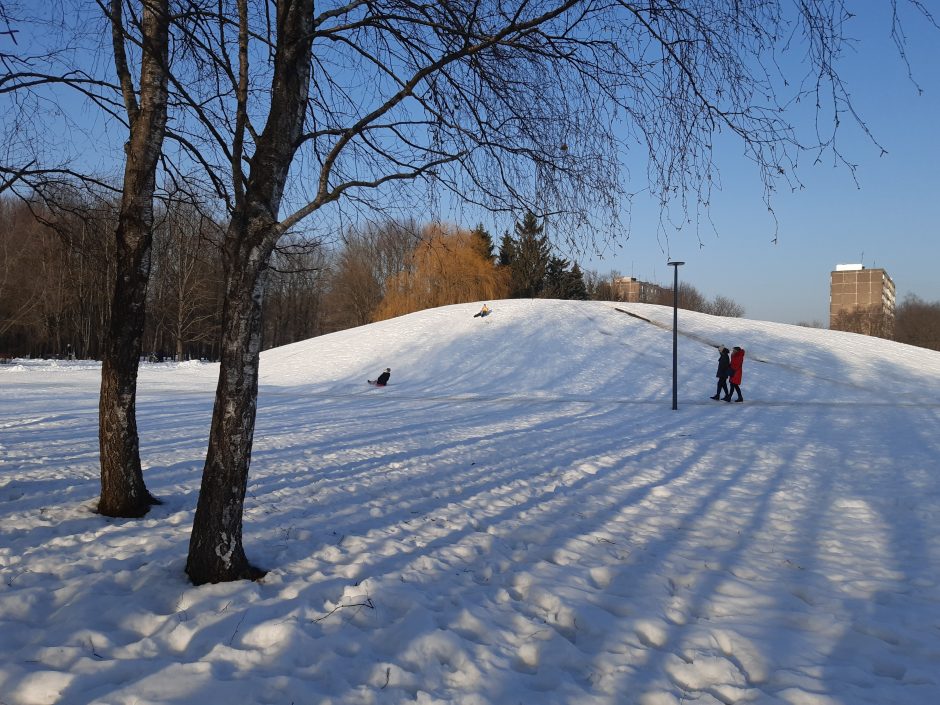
(726, 346), (745, 402)
(375, 368), (391, 386)
(710, 347), (731, 400)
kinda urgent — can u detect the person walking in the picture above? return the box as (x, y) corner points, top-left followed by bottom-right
(710, 346), (731, 401)
(726, 346), (745, 402)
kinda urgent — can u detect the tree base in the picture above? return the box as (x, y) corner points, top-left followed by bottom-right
(186, 562), (268, 586)
(96, 491), (163, 518)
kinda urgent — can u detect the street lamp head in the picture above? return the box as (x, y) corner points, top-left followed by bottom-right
(667, 260), (685, 267)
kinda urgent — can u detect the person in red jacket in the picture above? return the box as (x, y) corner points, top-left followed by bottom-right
(726, 346), (745, 402)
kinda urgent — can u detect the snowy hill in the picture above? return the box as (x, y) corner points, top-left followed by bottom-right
(260, 300), (940, 403)
(2, 299), (940, 705)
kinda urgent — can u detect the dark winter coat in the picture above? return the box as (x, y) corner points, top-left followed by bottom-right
(716, 349), (732, 379)
(376, 370), (391, 386)
(729, 348), (745, 386)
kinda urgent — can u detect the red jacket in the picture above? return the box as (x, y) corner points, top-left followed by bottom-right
(730, 348), (745, 385)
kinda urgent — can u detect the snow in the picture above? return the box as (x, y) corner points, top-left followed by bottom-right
(2, 299), (940, 705)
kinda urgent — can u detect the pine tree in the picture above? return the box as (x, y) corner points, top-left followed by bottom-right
(543, 257), (588, 300)
(497, 231), (516, 267)
(470, 224), (495, 263)
(543, 255), (571, 298)
(566, 263), (589, 300)
(511, 212), (551, 298)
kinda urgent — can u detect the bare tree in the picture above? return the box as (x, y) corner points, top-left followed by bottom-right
(65, 207), (118, 359)
(895, 294), (940, 351)
(584, 269), (622, 302)
(1, 0), (173, 516)
(657, 282), (708, 312)
(325, 221), (417, 331)
(148, 198), (224, 360)
(0, 199), (47, 347)
(263, 239), (328, 347)
(97, 0), (171, 517)
(181, 0), (316, 583)
(179, 0), (641, 584)
(0, 195), (116, 358)
(326, 244), (383, 330)
(705, 295), (745, 318)
(831, 305), (894, 339)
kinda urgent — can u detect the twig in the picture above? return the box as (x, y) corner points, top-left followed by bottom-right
(310, 598), (375, 623)
(229, 611), (248, 645)
(5, 569), (30, 587)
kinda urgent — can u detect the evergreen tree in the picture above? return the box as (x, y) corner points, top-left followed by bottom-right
(470, 224), (496, 263)
(498, 231), (516, 267)
(543, 257), (589, 300)
(511, 212), (551, 298)
(566, 263), (589, 300)
(543, 255), (571, 298)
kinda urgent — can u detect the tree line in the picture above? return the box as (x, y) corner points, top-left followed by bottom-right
(9, 187), (938, 359)
(1, 197), (754, 360)
(828, 299), (940, 351)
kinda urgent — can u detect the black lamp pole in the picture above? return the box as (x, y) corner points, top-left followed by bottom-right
(667, 261), (684, 410)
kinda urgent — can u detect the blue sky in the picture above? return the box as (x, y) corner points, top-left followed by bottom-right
(573, 7), (940, 325)
(9, 5), (936, 327)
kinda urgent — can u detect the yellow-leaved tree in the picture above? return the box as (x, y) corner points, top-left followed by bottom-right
(374, 223), (508, 320)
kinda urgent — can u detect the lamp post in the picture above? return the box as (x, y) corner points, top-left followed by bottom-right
(667, 261), (684, 410)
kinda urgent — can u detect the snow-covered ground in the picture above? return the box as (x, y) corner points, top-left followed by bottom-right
(2, 299), (940, 705)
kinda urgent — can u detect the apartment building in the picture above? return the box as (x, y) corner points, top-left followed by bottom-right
(829, 264), (896, 335)
(613, 276), (665, 303)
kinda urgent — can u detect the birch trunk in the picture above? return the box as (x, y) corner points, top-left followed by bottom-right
(98, 0), (169, 517)
(185, 221), (273, 583)
(185, 0), (314, 584)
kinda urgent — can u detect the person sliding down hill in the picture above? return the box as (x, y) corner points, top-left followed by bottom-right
(368, 368), (391, 386)
(473, 304), (490, 318)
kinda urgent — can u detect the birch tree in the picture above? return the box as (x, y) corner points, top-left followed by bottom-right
(97, 0), (171, 516)
(1, 0), (172, 516)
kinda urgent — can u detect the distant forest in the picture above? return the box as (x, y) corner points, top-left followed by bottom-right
(2, 196), (934, 360)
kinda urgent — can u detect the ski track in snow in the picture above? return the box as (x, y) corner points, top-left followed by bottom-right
(2, 300), (940, 705)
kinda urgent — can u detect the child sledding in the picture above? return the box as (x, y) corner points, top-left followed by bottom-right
(368, 368), (391, 386)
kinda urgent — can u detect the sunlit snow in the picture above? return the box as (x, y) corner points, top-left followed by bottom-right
(2, 300), (940, 705)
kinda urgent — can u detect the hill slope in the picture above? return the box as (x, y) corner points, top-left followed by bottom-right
(261, 299), (940, 404)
